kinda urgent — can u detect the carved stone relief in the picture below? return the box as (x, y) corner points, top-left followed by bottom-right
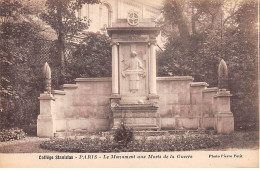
(119, 43), (148, 100)
(122, 50), (146, 93)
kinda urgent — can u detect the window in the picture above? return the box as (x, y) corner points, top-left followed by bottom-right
(100, 2), (112, 30)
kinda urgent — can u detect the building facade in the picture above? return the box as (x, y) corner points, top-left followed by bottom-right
(77, 0), (163, 33)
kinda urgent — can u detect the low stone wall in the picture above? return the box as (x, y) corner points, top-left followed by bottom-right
(37, 78), (112, 136)
(157, 76), (193, 129)
(59, 78), (112, 132)
(37, 76), (234, 137)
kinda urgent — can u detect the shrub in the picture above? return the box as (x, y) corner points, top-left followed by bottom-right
(40, 133), (221, 153)
(0, 127), (26, 142)
(113, 123), (133, 147)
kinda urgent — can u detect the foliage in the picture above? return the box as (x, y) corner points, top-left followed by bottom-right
(0, 127), (26, 142)
(18, 124), (37, 136)
(228, 0), (258, 131)
(113, 123), (133, 147)
(0, 0), (46, 127)
(158, 0), (258, 130)
(0, 0), (110, 128)
(40, 133), (220, 152)
(64, 32), (112, 83)
(41, 0), (100, 82)
(41, 0), (99, 37)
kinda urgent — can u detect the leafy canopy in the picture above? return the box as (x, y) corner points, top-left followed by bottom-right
(41, 0), (100, 37)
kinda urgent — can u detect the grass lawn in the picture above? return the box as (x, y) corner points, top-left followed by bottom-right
(201, 131), (259, 151)
(0, 137), (55, 153)
(0, 131), (258, 153)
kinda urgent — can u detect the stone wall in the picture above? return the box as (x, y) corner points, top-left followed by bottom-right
(37, 76), (234, 137)
(157, 76), (193, 129)
(157, 77), (221, 130)
(42, 78), (112, 135)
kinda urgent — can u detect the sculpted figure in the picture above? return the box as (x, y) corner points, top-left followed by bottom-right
(122, 51), (145, 93)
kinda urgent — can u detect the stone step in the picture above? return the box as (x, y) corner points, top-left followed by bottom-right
(54, 129), (216, 138)
(133, 130), (168, 136)
(113, 124), (160, 131)
(131, 127), (159, 131)
(54, 130), (91, 137)
(126, 124), (158, 127)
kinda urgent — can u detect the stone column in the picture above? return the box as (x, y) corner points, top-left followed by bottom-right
(37, 93), (56, 137)
(149, 42), (157, 95)
(112, 42), (119, 95)
(214, 89), (234, 134)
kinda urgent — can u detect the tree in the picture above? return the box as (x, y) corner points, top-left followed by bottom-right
(0, 0), (45, 127)
(161, 0), (223, 47)
(158, 0), (258, 130)
(41, 0), (100, 84)
(163, 0), (190, 46)
(0, 0), (111, 128)
(227, 0), (258, 130)
(64, 32), (112, 83)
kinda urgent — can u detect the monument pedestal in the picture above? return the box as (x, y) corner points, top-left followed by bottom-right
(214, 89), (234, 134)
(111, 102), (160, 130)
(108, 17), (160, 131)
(37, 93), (56, 137)
(110, 94), (161, 131)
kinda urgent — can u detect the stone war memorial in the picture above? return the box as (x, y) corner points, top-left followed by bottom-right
(37, 11), (234, 137)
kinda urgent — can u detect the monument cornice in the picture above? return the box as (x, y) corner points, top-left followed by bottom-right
(156, 76), (194, 81)
(202, 87), (219, 93)
(51, 90), (66, 95)
(215, 112), (233, 117)
(214, 89), (232, 97)
(107, 27), (160, 37)
(111, 42), (120, 46)
(190, 82), (209, 87)
(38, 93), (56, 100)
(75, 77), (112, 82)
(62, 84), (78, 89)
(148, 41), (157, 45)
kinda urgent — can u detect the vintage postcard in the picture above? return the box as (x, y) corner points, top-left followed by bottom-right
(0, 0), (259, 168)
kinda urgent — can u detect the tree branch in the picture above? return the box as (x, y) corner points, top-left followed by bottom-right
(222, 10), (238, 26)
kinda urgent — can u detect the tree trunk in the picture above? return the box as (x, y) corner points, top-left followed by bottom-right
(191, 6), (197, 35)
(58, 32), (65, 71)
(57, 4), (65, 84)
(173, 0), (190, 46)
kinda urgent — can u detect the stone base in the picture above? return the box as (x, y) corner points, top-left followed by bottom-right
(37, 115), (55, 137)
(55, 118), (111, 132)
(216, 112), (234, 134)
(111, 103), (160, 131)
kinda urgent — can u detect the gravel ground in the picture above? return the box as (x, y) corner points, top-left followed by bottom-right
(0, 136), (55, 153)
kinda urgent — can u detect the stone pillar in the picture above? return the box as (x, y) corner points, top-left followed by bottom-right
(190, 82), (208, 130)
(214, 89), (234, 134)
(202, 87), (219, 129)
(112, 42), (119, 95)
(37, 93), (56, 137)
(149, 42), (157, 95)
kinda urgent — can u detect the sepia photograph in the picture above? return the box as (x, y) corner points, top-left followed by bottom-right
(0, 0), (259, 168)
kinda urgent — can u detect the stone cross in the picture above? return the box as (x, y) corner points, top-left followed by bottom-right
(43, 62), (51, 93)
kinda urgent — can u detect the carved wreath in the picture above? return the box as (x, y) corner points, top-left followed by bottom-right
(127, 10), (139, 26)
